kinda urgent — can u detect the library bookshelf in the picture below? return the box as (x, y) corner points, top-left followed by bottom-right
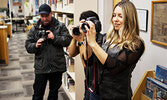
(51, 0), (76, 100)
(49, 0), (99, 100)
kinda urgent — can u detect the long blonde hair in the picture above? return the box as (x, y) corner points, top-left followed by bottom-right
(106, 1), (143, 52)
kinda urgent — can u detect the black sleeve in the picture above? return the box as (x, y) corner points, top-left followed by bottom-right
(25, 27), (39, 54)
(52, 22), (72, 47)
(104, 42), (145, 75)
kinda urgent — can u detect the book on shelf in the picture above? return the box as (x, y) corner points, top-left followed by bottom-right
(63, 72), (67, 87)
(65, 55), (74, 72)
(67, 76), (75, 92)
(62, 0), (67, 11)
(69, 57), (74, 66)
(145, 77), (167, 100)
(51, 4), (56, 11)
(56, 0), (63, 11)
(46, 0), (74, 13)
(68, 58), (74, 72)
(65, 55), (69, 68)
(68, 0), (74, 12)
(155, 65), (167, 85)
(55, 13), (73, 27)
(62, 14), (68, 26)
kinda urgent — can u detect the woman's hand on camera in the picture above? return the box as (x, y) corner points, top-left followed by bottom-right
(85, 21), (96, 47)
(79, 19), (87, 36)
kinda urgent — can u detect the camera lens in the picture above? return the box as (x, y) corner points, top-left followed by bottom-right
(72, 26), (81, 35)
(94, 21), (101, 33)
(81, 22), (89, 33)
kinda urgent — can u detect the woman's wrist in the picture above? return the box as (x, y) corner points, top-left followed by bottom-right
(89, 41), (97, 48)
(77, 41), (85, 46)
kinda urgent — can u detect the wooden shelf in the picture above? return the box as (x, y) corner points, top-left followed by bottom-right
(53, 10), (74, 15)
(0, 26), (8, 64)
(67, 71), (75, 81)
(132, 70), (155, 100)
(62, 83), (75, 100)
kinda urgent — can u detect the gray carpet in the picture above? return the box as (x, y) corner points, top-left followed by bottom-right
(0, 31), (70, 100)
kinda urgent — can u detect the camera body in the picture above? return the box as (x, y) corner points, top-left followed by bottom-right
(38, 29), (49, 41)
(73, 17), (101, 35)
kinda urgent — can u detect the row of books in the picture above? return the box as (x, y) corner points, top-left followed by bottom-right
(48, 0), (74, 13)
(63, 73), (75, 92)
(67, 76), (75, 92)
(55, 13), (74, 27)
(145, 65), (167, 100)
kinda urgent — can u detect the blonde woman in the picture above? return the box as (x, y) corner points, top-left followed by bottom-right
(82, 1), (145, 100)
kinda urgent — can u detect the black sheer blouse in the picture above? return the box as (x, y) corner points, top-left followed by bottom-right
(99, 40), (145, 100)
(103, 42), (144, 75)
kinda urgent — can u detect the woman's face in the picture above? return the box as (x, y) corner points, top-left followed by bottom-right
(112, 6), (124, 31)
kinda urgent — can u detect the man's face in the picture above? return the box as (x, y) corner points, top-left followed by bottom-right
(40, 12), (52, 26)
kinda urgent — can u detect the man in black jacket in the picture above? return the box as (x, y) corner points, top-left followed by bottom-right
(25, 3), (71, 100)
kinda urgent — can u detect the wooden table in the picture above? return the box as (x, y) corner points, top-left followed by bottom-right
(5, 17), (26, 32)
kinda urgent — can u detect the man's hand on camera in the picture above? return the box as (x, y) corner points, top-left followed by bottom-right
(46, 30), (54, 40)
(36, 38), (44, 48)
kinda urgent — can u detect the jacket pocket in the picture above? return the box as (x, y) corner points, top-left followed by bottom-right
(35, 55), (44, 70)
(50, 55), (66, 69)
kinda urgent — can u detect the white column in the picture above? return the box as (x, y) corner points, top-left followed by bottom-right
(98, 0), (113, 34)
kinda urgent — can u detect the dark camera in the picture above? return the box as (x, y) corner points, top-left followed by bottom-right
(72, 17), (101, 35)
(38, 29), (49, 41)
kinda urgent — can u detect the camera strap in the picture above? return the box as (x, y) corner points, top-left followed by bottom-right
(85, 53), (99, 93)
(85, 33), (104, 93)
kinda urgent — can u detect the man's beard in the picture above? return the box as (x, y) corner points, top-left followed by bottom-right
(42, 20), (51, 26)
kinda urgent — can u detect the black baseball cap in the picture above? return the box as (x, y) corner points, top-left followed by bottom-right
(39, 3), (51, 15)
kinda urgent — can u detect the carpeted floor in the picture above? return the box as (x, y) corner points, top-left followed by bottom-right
(0, 29), (70, 100)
